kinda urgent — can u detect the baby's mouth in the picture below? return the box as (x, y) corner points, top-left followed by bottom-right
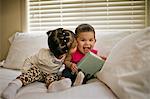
(83, 47), (91, 52)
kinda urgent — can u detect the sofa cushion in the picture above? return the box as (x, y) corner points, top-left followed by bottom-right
(97, 27), (150, 99)
(3, 32), (48, 70)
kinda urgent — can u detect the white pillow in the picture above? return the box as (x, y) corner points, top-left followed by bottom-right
(97, 27), (150, 99)
(3, 32), (48, 70)
(95, 31), (130, 57)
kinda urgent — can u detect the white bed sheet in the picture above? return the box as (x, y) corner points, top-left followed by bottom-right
(0, 67), (21, 95)
(0, 67), (117, 99)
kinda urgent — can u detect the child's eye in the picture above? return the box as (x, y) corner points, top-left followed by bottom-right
(89, 39), (94, 42)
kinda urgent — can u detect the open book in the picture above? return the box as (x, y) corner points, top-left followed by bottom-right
(77, 51), (105, 77)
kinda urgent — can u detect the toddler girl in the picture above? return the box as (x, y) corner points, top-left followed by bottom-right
(2, 28), (75, 99)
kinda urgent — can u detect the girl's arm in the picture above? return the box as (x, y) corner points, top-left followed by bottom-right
(64, 54), (72, 68)
(64, 54), (78, 73)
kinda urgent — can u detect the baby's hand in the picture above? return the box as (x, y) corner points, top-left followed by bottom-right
(70, 63), (78, 73)
(100, 56), (107, 61)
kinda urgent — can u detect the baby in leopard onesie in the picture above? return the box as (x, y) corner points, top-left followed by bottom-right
(2, 28), (75, 99)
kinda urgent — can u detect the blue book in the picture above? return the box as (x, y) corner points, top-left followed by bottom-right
(77, 51), (105, 77)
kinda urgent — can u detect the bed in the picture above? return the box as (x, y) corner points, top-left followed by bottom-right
(0, 27), (150, 99)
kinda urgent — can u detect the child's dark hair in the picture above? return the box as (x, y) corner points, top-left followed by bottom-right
(47, 28), (75, 58)
(75, 24), (95, 38)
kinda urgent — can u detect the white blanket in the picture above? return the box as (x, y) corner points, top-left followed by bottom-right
(0, 67), (117, 99)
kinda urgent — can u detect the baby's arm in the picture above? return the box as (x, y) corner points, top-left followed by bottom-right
(64, 54), (78, 73)
(64, 54), (72, 68)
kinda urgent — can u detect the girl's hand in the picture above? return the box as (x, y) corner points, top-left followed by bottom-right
(70, 63), (78, 73)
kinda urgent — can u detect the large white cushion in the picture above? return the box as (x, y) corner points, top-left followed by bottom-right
(97, 27), (150, 99)
(95, 32), (130, 57)
(3, 32), (48, 70)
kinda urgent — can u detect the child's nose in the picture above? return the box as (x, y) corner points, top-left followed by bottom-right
(85, 41), (90, 45)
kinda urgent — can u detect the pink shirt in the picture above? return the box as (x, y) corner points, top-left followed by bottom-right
(71, 49), (98, 64)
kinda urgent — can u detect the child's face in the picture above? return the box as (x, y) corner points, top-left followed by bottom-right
(76, 31), (96, 54)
